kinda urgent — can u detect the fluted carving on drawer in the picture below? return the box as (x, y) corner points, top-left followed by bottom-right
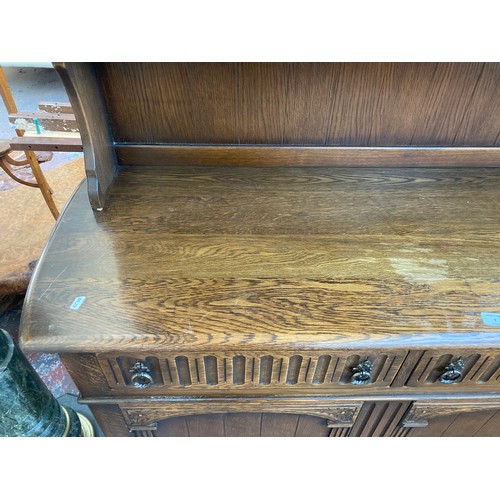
(405, 352), (500, 387)
(97, 351), (407, 390)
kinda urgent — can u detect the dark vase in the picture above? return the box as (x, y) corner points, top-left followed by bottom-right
(0, 328), (93, 437)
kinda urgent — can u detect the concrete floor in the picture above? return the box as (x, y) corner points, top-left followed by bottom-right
(0, 65), (70, 140)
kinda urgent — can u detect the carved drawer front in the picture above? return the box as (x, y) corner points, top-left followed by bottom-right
(404, 351), (500, 388)
(97, 350), (408, 392)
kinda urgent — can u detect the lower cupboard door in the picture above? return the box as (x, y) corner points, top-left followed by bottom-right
(131, 402), (412, 437)
(154, 413), (332, 437)
(126, 402), (500, 437)
(403, 408), (500, 437)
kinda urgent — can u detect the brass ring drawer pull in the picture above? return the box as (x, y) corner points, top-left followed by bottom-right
(130, 361), (153, 389)
(350, 360), (373, 385)
(439, 359), (465, 384)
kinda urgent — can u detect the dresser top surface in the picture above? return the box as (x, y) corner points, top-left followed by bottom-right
(20, 166), (500, 353)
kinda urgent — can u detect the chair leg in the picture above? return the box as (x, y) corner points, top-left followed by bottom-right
(5, 151), (54, 168)
(24, 151), (59, 220)
(0, 157), (39, 188)
(16, 152), (55, 195)
(1, 154), (55, 194)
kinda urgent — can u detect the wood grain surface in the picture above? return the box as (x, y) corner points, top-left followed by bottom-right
(114, 145), (500, 168)
(19, 165), (500, 354)
(56, 63), (500, 210)
(94, 62), (500, 147)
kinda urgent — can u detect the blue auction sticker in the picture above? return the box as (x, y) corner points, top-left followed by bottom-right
(70, 296), (86, 311)
(481, 312), (500, 327)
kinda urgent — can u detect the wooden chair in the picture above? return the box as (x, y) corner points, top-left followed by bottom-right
(0, 140), (38, 187)
(0, 139), (57, 202)
(0, 66), (59, 219)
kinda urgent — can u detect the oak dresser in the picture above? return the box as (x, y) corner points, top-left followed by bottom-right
(19, 63), (500, 436)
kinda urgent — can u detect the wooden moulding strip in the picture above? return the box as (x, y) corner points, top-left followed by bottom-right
(78, 394), (500, 406)
(8, 112), (78, 132)
(38, 101), (73, 114)
(9, 136), (83, 152)
(114, 145), (500, 168)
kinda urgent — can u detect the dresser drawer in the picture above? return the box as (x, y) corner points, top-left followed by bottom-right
(96, 350), (409, 394)
(404, 351), (500, 388)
